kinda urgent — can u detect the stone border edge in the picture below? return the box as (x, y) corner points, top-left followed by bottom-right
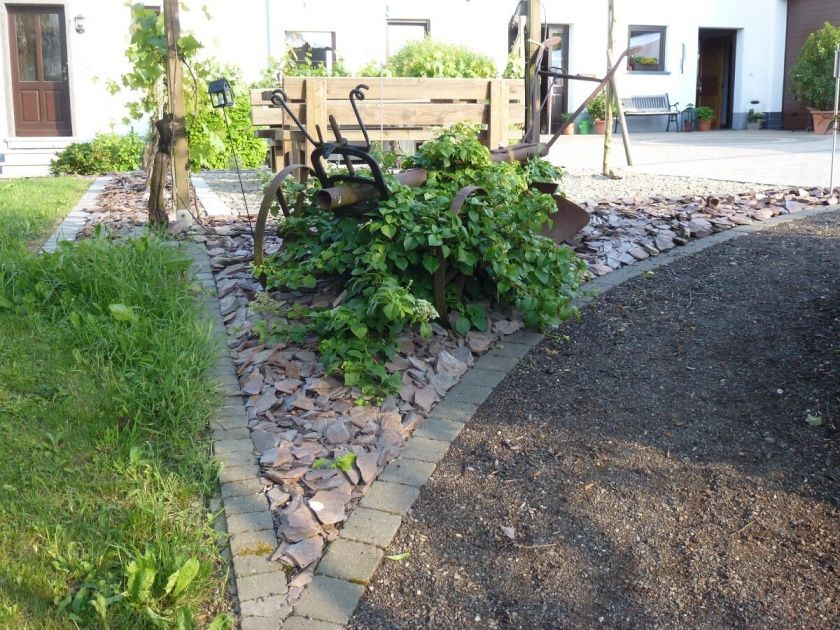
(42, 176), (111, 253)
(290, 202), (840, 628)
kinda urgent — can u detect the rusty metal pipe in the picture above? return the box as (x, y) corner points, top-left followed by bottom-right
(314, 169), (429, 210)
(489, 143), (542, 163)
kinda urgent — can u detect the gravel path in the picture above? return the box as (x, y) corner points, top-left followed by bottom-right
(560, 167), (768, 204)
(350, 210), (840, 629)
(199, 167), (771, 213)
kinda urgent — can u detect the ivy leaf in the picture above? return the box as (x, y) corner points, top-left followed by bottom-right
(381, 224), (397, 239)
(422, 255), (440, 274)
(332, 453), (358, 471)
(467, 304), (487, 332)
(108, 303), (139, 323)
(455, 316), (471, 336)
(350, 323), (368, 339)
(427, 233), (443, 247)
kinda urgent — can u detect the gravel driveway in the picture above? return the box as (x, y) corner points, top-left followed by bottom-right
(349, 210), (840, 629)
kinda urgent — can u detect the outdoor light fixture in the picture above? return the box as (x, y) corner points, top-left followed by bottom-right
(207, 78), (254, 238)
(74, 15), (85, 34)
(208, 78), (234, 108)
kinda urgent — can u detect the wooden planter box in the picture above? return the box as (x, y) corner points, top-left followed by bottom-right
(251, 77), (525, 172)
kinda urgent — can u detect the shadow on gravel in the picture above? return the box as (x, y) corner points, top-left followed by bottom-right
(351, 212), (840, 629)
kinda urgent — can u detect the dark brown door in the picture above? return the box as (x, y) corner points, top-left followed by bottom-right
(697, 39), (724, 129)
(7, 5), (72, 136)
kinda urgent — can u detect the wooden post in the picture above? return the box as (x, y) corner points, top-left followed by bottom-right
(524, 0), (541, 138)
(602, 0), (614, 176)
(303, 78), (328, 166)
(163, 0), (190, 222)
(488, 79), (504, 149)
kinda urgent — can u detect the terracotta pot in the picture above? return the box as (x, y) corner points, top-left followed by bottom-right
(593, 119), (607, 134)
(563, 123), (575, 135)
(746, 121), (761, 131)
(810, 111), (837, 135)
(697, 119), (712, 131)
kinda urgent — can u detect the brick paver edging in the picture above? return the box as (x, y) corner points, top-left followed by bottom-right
(42, 176), (110, 253)
(286, 202), (840, 629)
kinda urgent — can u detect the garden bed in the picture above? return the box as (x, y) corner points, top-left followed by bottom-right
(350, 209), (840, 628)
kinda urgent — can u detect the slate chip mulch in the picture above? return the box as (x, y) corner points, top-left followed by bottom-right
(350, 210), (840, 629)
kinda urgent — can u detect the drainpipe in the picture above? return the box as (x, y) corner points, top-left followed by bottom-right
(265, 0), (273, 63)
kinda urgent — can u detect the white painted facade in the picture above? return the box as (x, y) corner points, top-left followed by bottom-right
(0, 0), (788, 175)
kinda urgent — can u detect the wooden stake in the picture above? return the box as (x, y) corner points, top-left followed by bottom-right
(602, 0), (614, 176)
(524, 0), (541, 139)
(163, 0), (191, 221)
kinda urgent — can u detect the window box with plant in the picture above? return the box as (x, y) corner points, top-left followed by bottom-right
(746, 109), (765, 131)
(790, 21), (840, 134)
(695, 106), (715, 131)
(627, 26), (666, 72)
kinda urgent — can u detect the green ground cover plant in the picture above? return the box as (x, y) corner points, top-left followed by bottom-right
(255, 124), (586, 397)
(50, 132), (145, 176)
(0, 180), (230, 628)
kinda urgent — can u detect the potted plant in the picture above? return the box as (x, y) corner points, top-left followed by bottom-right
(695, 106), (715, 131)
(790, 22), (840, 134)
(629, 55), (659, 71)
(746, 109), (765, 130)
(559, 113), (575, 135)
(578, 115), (592, 135)
(588, 92), (607, 134)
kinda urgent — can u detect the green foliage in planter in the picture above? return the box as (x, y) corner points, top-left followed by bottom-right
(255, 124), (586, 397)
(587, 92), (607, 120)
(631, 55), (658, 65)
(109, 5), (266, 171)
(50, 132), (145, 175)
(695, 106), (715, 121)
(747, 109), (765, 123)
(255, 47), (350, 87)
(359, 38), (497, 78)
(790, 22), (840, 110)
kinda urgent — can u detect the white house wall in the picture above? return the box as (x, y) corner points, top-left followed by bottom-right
(1, 0), (788, 154)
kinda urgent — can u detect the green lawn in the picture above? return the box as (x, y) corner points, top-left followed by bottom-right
(0, 179), (231, 628)
(0, 177), (92, 249)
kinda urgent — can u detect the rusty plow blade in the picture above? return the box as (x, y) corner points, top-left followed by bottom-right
(541, 195), (590, 244)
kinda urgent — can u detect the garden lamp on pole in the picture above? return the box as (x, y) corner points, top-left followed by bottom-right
(208, 78), (254, 238)
(830, 45), (840, 194)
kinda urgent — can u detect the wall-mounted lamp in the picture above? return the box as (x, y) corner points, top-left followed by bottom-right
(74, 15), (85, 34)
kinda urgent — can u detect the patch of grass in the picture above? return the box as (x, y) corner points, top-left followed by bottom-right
(0, 182), (231, 628)
(0, 177), (91, 250)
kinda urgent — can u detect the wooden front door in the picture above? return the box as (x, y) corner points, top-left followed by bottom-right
(7, 5), (72, 136)
(697, 38), (725, 129)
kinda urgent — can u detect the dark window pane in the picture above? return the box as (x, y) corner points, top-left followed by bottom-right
(41, 13), (63, 81)
(629, 27), (665, 71)
(15, 14), (38, 81)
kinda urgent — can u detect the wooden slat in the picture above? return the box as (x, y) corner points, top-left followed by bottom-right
(253, 102), (490, 127)
(251, 78), (525, 106)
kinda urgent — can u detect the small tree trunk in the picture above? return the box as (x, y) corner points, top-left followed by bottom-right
(148, 115), (173, 226)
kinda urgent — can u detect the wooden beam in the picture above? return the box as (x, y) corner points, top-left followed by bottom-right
(163, 0), (190, 219)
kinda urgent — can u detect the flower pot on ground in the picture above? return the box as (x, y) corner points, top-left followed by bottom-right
(578, 117), (592, 134)
(695, 106), (715, 131)
(746, 108), (765, 131)
(789, 22), (840, 131)
(810, 110), (837, 134)
(559, 115), (575, 135)
(593, 119), (607, 134)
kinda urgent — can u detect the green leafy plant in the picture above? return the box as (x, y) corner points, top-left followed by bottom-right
(747, 109), (765, 123)
(790, 21), (840, 110)
(361, 38), (497, 78)
(587, 92), (607, 121)
(631, 55), (659, 65)
(109, 5), (265, 171)
(255, 46), (350, 87)
(50, 132), (145, 176)
(695, 106), (715, 121)
(254, 123), (586, 397)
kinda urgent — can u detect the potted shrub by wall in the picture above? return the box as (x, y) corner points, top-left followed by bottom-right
(559, 113), (575, 135)
(790, 21), (840, 134)
(695, 106), (715, 131)
(746, 109), (765, 130)
(588, 92), (607, 134)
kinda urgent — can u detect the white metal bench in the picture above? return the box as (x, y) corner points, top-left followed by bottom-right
(615, 94), (680, 132)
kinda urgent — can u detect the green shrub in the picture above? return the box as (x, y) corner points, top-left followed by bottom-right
(361, 38), (497, 78)
(255, 123), (585, 397)
(255, 47), (350, 86)
(50, 132), (144, 175)
(695, 106), (715, 121)
(790, 21), (840, 110)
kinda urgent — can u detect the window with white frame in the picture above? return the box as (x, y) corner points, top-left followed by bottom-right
(628, 26), (666, 72)
(386, 19), (430, 57)
(285, 31), (336, 71)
